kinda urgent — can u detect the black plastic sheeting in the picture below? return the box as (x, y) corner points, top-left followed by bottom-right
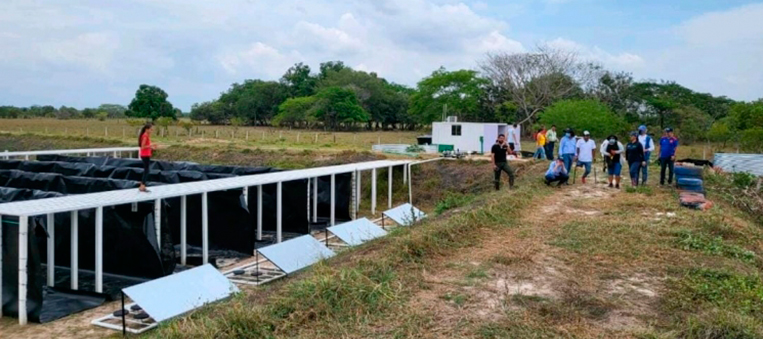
(1, 156), (354, 323)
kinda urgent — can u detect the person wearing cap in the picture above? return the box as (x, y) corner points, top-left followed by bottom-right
(558, 128), (577, 181)
(545, 125), (557, 160)
(604, 135), (624, 188)
(534, 128), (547, 160)
(658, 127), (679, 185)
(625, 131), (647, 187)
(637, 125), (655, 185)
(545, 157), (569, 187)
(574, 131), (597, 184)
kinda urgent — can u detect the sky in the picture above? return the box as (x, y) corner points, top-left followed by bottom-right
(1, 0), (761, 111)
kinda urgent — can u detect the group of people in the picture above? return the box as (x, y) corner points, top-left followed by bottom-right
(493, 124), (680, 190)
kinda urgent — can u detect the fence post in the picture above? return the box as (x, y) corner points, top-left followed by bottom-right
(105, 127), (108, 137)
(246, 131), (249, 141)
(261, 131), (265, 140)
(279, 131), (282, 139)
(315, 133), (318, 143)
(297, 132), (300, 143)
(215, 130), (219, 138)
(122, 127), (125, 138)
(86, 127), (89, 136)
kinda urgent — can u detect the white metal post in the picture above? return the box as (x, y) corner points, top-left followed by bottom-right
(202, 192), (209, 264)
(277, 182), (283, 243)
(357, 170), (362, 211)
(19, 216), (28, 325)
(256, 186), (263, 241)
(70, 211), (78, 290)
(0, 214), (3, 318)
(330, 174), (336, 226)
(47, 213), (55, 287)
(243, 186), (249, 206)
(312, 178), (318, 223)
(95, 207), (103, 293)
(388, 166), (393, 209)
(408, 164), (413, 204)
(180, 195), (187, 266)
(371, 168), (377, 215)
(154, 199), (161, 247)
(403, 163), (407, 184)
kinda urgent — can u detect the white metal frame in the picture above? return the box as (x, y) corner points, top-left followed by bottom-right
(0, 159), (409, 325)
(91, 302), (158, 334)
(2, 147), (139, 160)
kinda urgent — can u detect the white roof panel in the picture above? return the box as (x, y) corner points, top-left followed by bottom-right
(383, 203), (427, 226)
(0, 160), (409, 216)
(327, 218), (387, 246)
(258, 235), (335, 274)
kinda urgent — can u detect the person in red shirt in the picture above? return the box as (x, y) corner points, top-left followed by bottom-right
(138, 123), (156, 192)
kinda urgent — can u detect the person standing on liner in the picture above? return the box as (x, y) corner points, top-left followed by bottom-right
(491, 134), (516, 190)
(138, 122), (156, 192)
(637, 125), (655, 185)
(625, 132), (646, 187)
(545, 125), (558, 160)
(658, 127), (679, 186)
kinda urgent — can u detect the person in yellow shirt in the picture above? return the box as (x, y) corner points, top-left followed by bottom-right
(534, 128), (547, 160)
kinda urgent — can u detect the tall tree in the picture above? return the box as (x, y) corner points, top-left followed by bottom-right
(281, 62), (316, 97)
(219, 80), (289, 125)
(409, 68), (487, 124)
(310, 87), (369, 129)
(127, 84), (176, 120)
(98, 104), (128, 118)
(480, 46), (600, 125)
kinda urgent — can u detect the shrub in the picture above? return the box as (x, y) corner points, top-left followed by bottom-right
(539, 99), (628, 139)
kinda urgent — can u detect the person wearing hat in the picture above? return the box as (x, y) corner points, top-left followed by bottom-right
(574, 131), (597, 184)
(658, 127), (679, 185)
(558, 128), (577, 181)
(637, 125), (655, 185)
(545, 157), (569, 187)
(625, 131), (647, 187)
(604, 135), (624, 188)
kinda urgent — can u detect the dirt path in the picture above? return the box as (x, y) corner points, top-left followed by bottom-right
(408, 176), (674, 338)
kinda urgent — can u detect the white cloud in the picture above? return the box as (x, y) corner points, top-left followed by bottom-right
(544, 38), (645, 71)
(218, 42), (302, 79)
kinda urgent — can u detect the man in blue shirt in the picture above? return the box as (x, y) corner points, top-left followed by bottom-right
(658, 127), (679, 185)
(545, 158), (569, 187)
(558, 128), (577, 182)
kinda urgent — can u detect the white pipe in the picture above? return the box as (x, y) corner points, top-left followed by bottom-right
(202, 192), (209, 264)
(47, 213), (55, 287)
(180, 196), (187, 266)
(70, 211), (78, 290)
(256, 186), (263, 241)
(18, 216), (28, 325)
(330, 174), (336, 226)
(388, 166), (393, 209)
(371, 168), (377, 215)
(95, 206), (103, 293)
(277, 182), (283, 243)
(312, 178), (318, 223)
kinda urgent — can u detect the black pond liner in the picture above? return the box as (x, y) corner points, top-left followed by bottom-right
(0, 156), (354, 323)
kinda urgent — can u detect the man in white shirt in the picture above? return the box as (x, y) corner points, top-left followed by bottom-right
(506, 123), (520, 152)
(637, 125), (655, 185)
(574, 131), (597, 184)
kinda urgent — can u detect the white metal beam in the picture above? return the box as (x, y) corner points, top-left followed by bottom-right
(330, 174), (336, 226)
(70, 211), (78, 290)
(180, 196), (187, 266)
(0, 147), (138, 159)
(18, 216), (28, 325)
(202, 192), (209, 264)
(277, 182), (283, 243)
(47, 213), (55, 287)
(95, 207), (103, 293)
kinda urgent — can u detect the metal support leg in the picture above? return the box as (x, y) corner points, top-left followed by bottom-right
(0, 214), (3, 318)
(47, 213), (55, 287)
(95, 207), (103, 293)
(70, 211), (78, 290)
(257, 186), (263, 241)
(330, 174), (336, 226)
(19, 216), (28, 325)
(202, 192), (209, 264)
(312, 178), (318, 223)
(408, 163), (413, 204)
(277, 182), (283, 243)
(181, 196), (187, 266)
(372, 168), (377, 215)
(243, 186), (249, 206)
(388, 166), (393, 209)
(403, 164), (407, 184)
(357, 170), (362, 212)
(154, 199), (161, 247)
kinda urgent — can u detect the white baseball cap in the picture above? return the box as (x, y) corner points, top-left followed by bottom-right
(583, 131), (590, 136)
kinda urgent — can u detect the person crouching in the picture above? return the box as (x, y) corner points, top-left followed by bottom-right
(545, 158), (569, 187)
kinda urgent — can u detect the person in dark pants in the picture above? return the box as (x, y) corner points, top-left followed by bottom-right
(138, 122), (156, 192)
(625, 132), (646, 187)
(658, 127), (679, 185)
(545, 158), (569, 187)
(492, 134), (516, 190)
(545, 125), (557, 160)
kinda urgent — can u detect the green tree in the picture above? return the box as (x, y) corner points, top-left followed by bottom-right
(281, 62), (316, 97)
(728, 101), (763, 131)
(539, 99), (628, 139)
(273, 96), (316, 127)
(127, 84), (176, 120)
(98, 104), (127, 118)
(190, 101), (230, 124)
(409, 68), (487, 124)
(707, 119), (733, 146)
(219, 80), (289, 125)
(673, 106), (713, 144)
(310, 87), (369, 129)
(740, 127), (763, 153)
